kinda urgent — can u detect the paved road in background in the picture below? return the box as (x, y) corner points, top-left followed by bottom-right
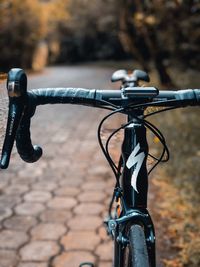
(0, 65), (162, 267)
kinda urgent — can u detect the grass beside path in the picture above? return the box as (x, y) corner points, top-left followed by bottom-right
(148, 66), (200, 267)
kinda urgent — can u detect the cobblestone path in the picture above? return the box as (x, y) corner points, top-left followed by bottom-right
(0, 65), (119, 267)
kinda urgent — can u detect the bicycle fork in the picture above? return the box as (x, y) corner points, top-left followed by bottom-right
(105, 209), (156, 267)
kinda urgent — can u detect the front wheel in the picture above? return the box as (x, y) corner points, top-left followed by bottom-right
(122, 224), (150, 267)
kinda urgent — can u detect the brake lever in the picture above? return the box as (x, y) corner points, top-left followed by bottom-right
(0, 68), (27, 169)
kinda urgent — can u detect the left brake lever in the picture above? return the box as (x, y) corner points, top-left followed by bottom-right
(0, 68), (27, 169)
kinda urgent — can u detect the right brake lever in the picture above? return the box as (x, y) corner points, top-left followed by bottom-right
(0, 68), (27, 169)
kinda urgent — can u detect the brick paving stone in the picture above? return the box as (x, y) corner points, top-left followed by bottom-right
(85, 173), (108, 181)
(20, 241), (60, 261)
(24, 191), (52, 203)
(31, 223), (66, 240)
(0, 180), (8, 192)
(37, 175), (59, 183)
(88, 165), (110, 176)
(59, 177), (83, 187)
(105, 179), (115, 195)
(0, 249), (19, 267)
(47, 197), (77, 210)
(79, 140), (97, 151)
(18, 164), (46, 178)
(104, 197), (113, 207)
(75, 154), (96, 164)
(0, 195), (21, 209)
(39, 209), (70, 223)
(78, 191), (106, 202)
(52, 251), (95, 267)
(55, 186), (80, 197)
(98, 226), (110, 242)
(102, 210), (110, 220)
(99, 262), (112, 267)
(3, 215), (37, 231)
(37, 173), (59, 183)
(61, 231), (100, 250)
(0, 207), (12, 221)
(3, 184), (29, 195)
(84, 175), (100, 182)
(74, 203), (104, 215)
(81, 181), (107, 191)
(15, 202), (45, 216)
(13, 176), (38, 185)
(6, 160), (24, 173)
(31, 182), (57, 192)
(0, 229), (28, 249)
(68, 215), (102, 231)
(17, 263), (48, 267)
(95, 240), (113, 261)
(49, 159), (70, 169)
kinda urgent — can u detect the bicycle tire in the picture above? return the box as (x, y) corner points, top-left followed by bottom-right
(122, 224), (150, 267)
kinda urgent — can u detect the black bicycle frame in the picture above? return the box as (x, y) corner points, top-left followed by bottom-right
(113, 110), (156, 267)
(122, 112), (149, 208)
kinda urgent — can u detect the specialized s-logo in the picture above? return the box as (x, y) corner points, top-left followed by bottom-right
(126, 143), (145, 193)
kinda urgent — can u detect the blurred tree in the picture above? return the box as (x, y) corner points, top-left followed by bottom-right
(37, 0), (70, 64)
(118, 0), (173, 86)
(56, 0), (126, 63)
(0, 0), (71, 71)
(0, 0), (199, 76)
(0, 0), (48, 71)
(118, 0), (200, 85)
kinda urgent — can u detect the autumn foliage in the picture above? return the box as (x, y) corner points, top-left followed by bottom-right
(0, 0), (199, 75)
(0, 0), (47, 70)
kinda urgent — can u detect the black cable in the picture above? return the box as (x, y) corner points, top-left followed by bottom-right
(143, 120), (170, 174)
(105, 119), (136, 174)
(96, 96), (179, 113)
(97, 109), (134, 218)
(95, 105), (115, 111)
(98, 98), (173, 217)
(143, 106), (176, 165)
(144, 119), (169, 161)
(105, 123), (131, 218)
(96, 99), (119, 109)
(108, 156), (124, 218)
(145, 122), (168, 162)
(97, 107), (124, 186)
(148, 153), (160, 161)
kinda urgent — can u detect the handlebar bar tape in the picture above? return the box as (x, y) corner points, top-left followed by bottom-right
(14, 87), (200, 165)
(29, 88), (200, 109)
(15, 95), (42, 163)
(194, 89), (200, 103)
(15, 88), (96, 164)
(175, 89), (200, 106)
(31, 88), (96, 106)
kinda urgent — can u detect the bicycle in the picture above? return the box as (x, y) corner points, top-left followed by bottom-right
(0, 68), (199, 267)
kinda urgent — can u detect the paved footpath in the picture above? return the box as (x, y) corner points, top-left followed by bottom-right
(0, 65), (121, 267)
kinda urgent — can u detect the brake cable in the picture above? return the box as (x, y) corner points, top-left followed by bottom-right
(98, 101), (172, 217)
